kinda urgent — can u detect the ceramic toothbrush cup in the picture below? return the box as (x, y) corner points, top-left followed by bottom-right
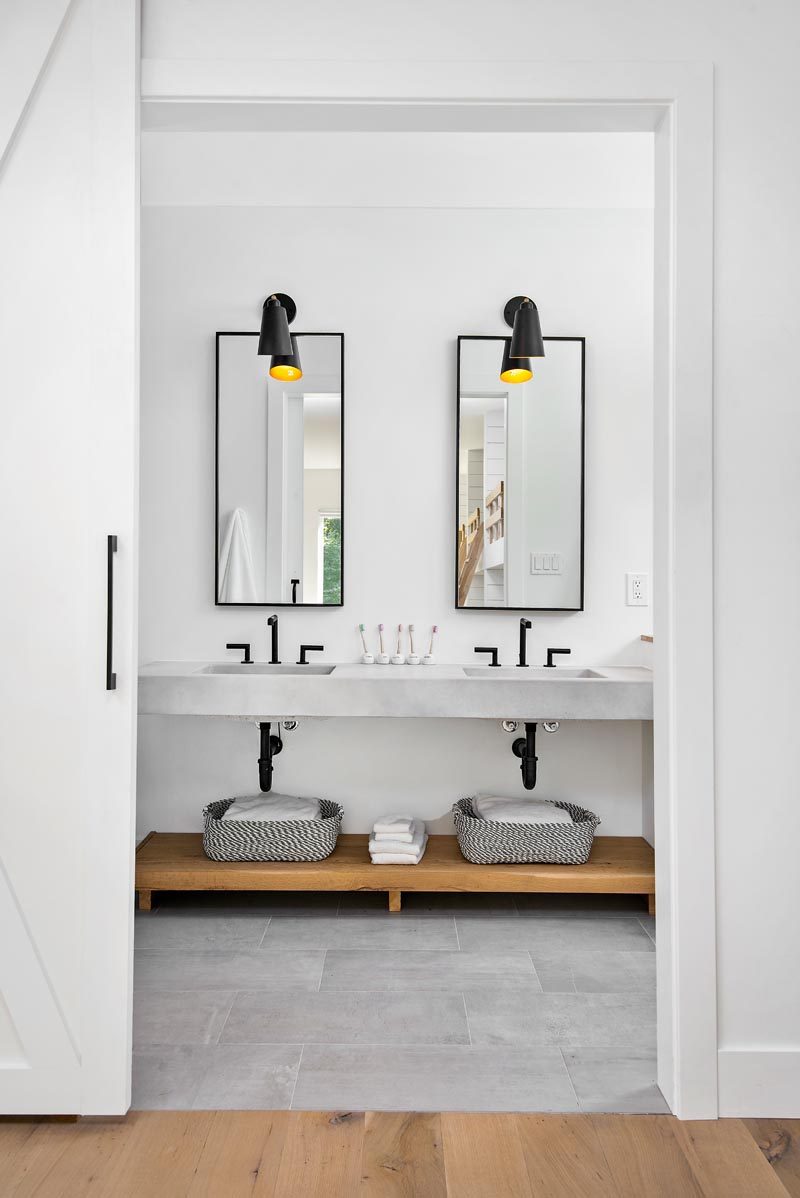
(361, 652), (375, 664)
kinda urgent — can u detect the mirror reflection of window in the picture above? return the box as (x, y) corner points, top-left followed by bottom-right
(216, 333), (343, 606)
(457, 337), (584, 611)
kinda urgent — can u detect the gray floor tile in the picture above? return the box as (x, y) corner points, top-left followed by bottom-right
(338, 891), (518, 916)
(192, 1044), (302, 1110)
(532, 950), (657, 994)
(261, 915), (458, 950)
(515, 893), (650, 917)
(134, 949), (324, 992)
(292, 1044), (578, 1112)
(320, 949), (540, 992)
(465, 991), (656, 1049)
(456, 914), (655, 954)
(131, 1046), (208, 1110)
(134, 911), (269, 951)
(133, 990), (235, 1046)
(221, 989), (469, 1046)
(563, 1047), (670, 1113)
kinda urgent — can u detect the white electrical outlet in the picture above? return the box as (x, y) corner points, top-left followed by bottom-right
(626, 572), (649, 606)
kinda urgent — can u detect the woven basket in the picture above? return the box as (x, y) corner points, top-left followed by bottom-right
(452, 797), (600, 865)
(202, 798), (343, 862)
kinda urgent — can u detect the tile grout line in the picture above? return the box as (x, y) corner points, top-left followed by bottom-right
(256, 916), (272, 948)
(453, 916), (461, 951)
(461, 992), (472, 1046)
(558, 1047), (583, 1112)
(213, 990), (239, 1044)
(288, 1043), (305, 1110)
(317, 948), (327, 991)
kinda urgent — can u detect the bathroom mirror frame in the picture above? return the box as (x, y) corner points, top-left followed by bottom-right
(455, 334), (586, 613)
(215, 330), (345, 607)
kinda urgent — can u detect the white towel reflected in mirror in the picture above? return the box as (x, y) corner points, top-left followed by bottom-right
(218, 508), (257, 603)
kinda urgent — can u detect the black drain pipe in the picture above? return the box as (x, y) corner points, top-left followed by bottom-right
(258, 722), (283, 792)
(512, 722), (538, 790)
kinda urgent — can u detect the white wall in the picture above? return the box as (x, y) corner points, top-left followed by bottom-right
(141, 0), (800, 1113)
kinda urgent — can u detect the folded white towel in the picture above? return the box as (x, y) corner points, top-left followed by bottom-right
(372, 815), (415, 837)
(369, 823), (426, 857)
(371, 834), (429, 865)
(222, 793), (320, 823)
(371, 819), (422, 845)
(472, 796), (573, 825)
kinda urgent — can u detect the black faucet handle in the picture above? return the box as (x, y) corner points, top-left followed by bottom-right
(226, 642), (252, 664)
(474, 646), (500, 667)
(290, 579), (300, 605)
(297, 643), (324, 665)
(545, 647), (571, 668)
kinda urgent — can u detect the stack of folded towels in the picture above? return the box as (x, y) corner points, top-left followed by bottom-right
(472, 795), (573, 824)
(221, 793), (321, 822)
(369, 816), (428, 864)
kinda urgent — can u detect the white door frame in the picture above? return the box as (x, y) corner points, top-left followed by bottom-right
(142, 59), (716, 1118)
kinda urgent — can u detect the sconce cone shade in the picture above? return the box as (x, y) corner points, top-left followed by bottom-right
(500, 338), (532, 384)
(509, 298), (545, 359)
(269, 335), (303, 382)
(258, 296), (293, 356)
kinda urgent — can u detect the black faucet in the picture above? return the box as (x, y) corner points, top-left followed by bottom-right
(226, 642), (252, 664)
(518, 618), (532, 667)
(474, 646), (500, 667)
(545, 647), (572, 668)
(267, 615), (280, 664)
(290, 579), (300, 605)
(297, 644), (324, 665)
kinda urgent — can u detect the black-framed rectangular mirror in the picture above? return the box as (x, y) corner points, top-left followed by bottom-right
(215, 331), (344, 606)
(456, 335), (585, 611)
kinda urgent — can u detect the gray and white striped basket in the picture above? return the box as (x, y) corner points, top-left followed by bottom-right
(452, 797), (600, 865)
(202, 798), (343, 862)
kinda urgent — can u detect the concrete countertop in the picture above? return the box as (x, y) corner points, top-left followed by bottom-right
(138, 662), (653, 721)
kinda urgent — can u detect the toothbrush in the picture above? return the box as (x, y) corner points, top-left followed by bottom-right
(378, 624), (385, 655)
(359, 623), (374, 664)
(423, 625), (438, 664)
(407, 623), (420, 665)
(376, 623), (390, 665)
(391, 624), (404, 665)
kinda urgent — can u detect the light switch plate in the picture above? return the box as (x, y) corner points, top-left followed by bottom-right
(626, 572), (649, 606)
(531, 552), (563, 575)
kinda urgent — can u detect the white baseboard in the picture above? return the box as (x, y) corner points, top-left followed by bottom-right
(718, 1050), (800, 1117)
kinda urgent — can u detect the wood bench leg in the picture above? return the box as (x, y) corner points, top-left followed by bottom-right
(647, 893), (656, 917)
(138, 889), (152, 912)
(388, 889), (402, 913)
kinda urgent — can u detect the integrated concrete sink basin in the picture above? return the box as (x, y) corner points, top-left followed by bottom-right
(463, 667), (607, 679)
(200, 664), (335, 676)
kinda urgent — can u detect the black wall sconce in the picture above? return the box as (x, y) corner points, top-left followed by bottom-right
(258, 293), (303, 382)
(499, 295), (545, 383)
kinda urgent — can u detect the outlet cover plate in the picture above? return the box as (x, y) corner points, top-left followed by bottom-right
(626, 572), (649, 606)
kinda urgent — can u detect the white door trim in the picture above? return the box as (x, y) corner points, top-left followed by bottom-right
(141, 60), (717, 1119)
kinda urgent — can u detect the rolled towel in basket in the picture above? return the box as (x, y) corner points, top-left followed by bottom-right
(369, 822), (426, 858)
(222, 793), (321, 822)
(371, 833), (429, 865)
(472, 796), (573, 825)
(372, 815), (416, 838)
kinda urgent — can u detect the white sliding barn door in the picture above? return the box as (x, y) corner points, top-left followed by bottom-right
(0, 0), (138, 1114)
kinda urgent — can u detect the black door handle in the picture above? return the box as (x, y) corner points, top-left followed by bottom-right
(107, 535), (118, 690)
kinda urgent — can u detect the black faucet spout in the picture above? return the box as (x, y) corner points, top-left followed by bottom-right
(267, 615), (280, 664)
(518, 618), (532, 667)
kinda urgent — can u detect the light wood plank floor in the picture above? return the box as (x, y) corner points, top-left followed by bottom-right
(1, 1113), (797, 1197)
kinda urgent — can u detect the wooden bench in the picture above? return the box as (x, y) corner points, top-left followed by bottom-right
(135, 832), (655, 914)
